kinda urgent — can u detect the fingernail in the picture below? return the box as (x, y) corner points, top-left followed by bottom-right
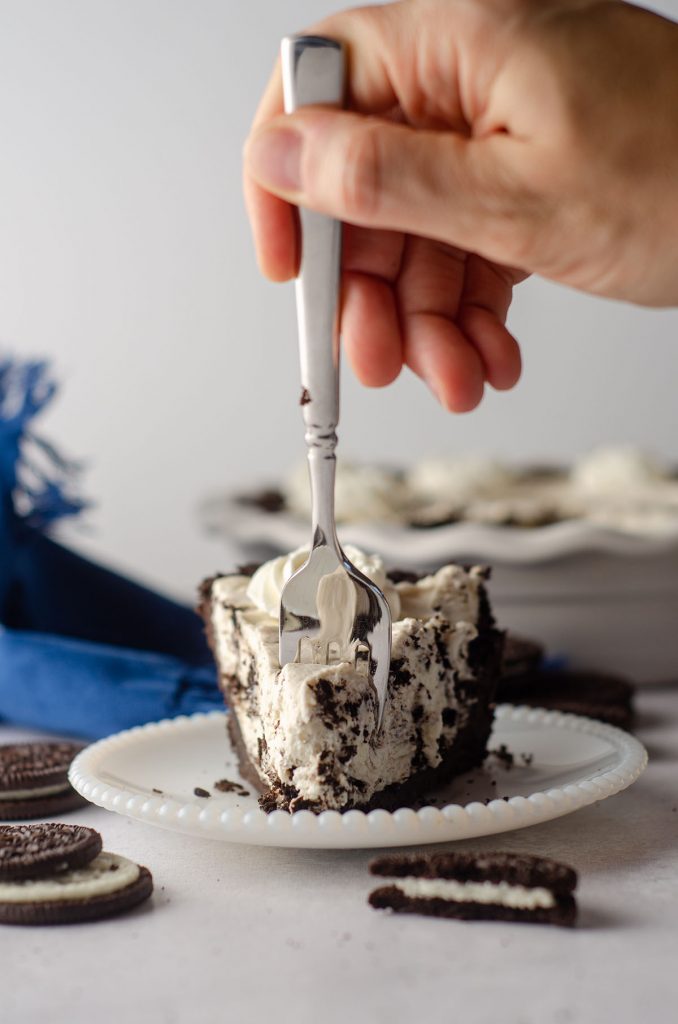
(420, 364), (449, 410)
(247, 126), (302, 193)
(431, 382), (453, 412)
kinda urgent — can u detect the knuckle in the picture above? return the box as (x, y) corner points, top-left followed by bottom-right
(474, 159), (547, 266)
(317, 4), (387, 38)
(339, 122), (383, 221)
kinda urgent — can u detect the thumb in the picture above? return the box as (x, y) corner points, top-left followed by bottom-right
(244, 108), (528, 264)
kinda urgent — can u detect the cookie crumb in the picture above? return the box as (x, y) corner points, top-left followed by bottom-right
(214, 778), (250, 797)
(489, 744), (514, 769)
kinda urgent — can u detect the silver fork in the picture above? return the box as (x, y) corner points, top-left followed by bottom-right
(278, 34), (392, 730)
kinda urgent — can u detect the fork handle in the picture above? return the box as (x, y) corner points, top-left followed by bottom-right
(281, 36), (345, 544)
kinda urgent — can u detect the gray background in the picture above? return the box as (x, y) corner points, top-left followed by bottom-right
(1, 0), (677, 598)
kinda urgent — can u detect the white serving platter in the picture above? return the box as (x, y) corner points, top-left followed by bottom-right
(69, 705), (647, 850)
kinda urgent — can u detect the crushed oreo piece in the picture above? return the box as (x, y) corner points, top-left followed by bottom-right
(214, 778), (250, 798)
(489, 744), (515, 769)
(236, 489), (286, 513)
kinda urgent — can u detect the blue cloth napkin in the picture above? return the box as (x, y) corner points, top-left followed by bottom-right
(0, 358), (221, 739)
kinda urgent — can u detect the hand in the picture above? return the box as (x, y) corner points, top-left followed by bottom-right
(244, 0), (678, 411)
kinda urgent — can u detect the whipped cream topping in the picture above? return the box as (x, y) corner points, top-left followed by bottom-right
(0, 852), (139, 903)
(247, 544), (401, 620)
(570, 447), (678, 532)
(392, 877), (555, 910)
(284, 461), (408, 524)
(571, 446), (667, 496)
(407, 456), (515, 505)
(279, 447), (678, 534)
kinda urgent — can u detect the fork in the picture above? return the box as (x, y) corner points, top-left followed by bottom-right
(278, 34), (392, 730)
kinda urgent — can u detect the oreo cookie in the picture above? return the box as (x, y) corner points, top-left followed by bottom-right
(368, 851), (577, 926)
(497, 669), (635, 730)
(0, 823), (102, 881)
(0, 851), (154, 925)
(0, 742), (88, 820)
(501, 634), (545, 678)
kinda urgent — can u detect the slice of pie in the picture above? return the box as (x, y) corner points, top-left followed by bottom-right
(199, 549), (503, 813)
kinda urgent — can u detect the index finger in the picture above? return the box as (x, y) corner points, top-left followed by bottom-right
(243, 59), (296, 281)
(244, 5), (401, 281)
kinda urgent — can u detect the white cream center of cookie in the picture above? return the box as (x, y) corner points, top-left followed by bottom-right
(0, 782), (70, 801)
(0, 852), (140, 903)
(393, 878), (555, 910)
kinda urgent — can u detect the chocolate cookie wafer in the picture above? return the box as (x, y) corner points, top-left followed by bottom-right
(501, 634), (545, 678)
(369, 851), (577, 926)
(0, 742), (88, 820)
(0, 852), (153, 925)
(0, 824), (102, 881)
(497, 669), (635, 730)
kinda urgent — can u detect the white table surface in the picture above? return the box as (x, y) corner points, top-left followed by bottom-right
(2, 685), (677, 1024)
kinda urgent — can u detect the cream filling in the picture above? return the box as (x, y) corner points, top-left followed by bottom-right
(0, 782), (69, 802)
(0, 852), (140, 903)
(393, 877), (555, 910)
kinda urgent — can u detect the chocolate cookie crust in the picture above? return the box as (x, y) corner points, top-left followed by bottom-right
(0, 824), (102, 881)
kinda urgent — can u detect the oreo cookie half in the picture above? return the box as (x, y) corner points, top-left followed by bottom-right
(0, 742), (88, 820)
(496, 669), (635, 730)
(0, 851), (154, 925)
(368, 851), (577, 927)
(501, 634), (545, 678)
(0, 824), (102, 881)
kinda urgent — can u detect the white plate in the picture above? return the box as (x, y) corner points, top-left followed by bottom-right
(199, 493), (678, 567)
(69, 706), (647, 850)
